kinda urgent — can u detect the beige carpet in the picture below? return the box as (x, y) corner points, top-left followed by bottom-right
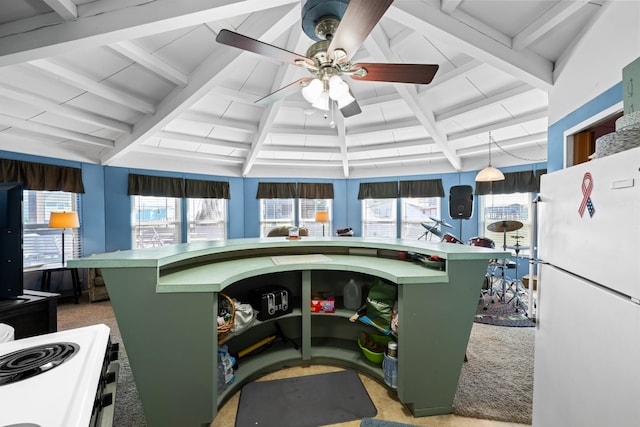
(57, 294), (534, 427)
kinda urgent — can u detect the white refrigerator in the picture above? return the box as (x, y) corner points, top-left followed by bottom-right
(533, 146), (640, 427)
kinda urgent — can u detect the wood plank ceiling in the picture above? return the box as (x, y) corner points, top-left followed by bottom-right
(0, 0), (607, 178)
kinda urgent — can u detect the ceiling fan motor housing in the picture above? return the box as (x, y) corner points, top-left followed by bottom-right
(301, 0), (349, 41)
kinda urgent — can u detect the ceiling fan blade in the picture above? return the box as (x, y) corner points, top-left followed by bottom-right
(340, 99), (362, 118)
(350, 63), (439, 84)
(328, 0), (394, 62)
(216, 29), (313, 67)
(255, 78), (312, 105)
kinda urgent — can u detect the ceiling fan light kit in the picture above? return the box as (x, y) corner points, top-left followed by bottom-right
(215, 0), (439, 119)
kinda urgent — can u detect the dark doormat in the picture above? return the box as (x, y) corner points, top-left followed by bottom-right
(235, 370), (377, 427)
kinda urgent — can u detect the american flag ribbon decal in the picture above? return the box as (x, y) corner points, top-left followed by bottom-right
(578, 172), (595, 218)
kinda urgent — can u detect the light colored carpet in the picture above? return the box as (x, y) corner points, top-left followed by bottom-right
(57, 295), (534, 427)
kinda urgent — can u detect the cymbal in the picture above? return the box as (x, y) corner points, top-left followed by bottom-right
(429, 217), (453, 229)
(487, 220), (523, 233)
(507, 244), (530, 250)
(420, 222), (442, 237)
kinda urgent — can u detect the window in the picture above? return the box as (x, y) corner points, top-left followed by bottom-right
(187, 198), (227, 242)
(23, 190), (81, 268)
(132, 196), (182, 248)
(299, 199), (332, 237)
(362, 199), (397, 238)
(400, 197), (441, 239)
(260, 199), (295, 237)
(479, 192), (533, 255)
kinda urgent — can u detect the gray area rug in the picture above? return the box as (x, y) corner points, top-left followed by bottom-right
(236, 370), (376, 427)
(56, 295), (534, 426)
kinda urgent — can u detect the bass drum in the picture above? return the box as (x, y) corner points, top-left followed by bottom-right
(468, 236), (495, 248)
(441, 232), (463, 244)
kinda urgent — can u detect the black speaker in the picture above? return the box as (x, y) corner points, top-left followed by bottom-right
(449, 185), (473, 219)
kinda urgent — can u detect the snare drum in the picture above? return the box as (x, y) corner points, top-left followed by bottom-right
(442, 232), (463, 244)
(468, 236), (495, 248)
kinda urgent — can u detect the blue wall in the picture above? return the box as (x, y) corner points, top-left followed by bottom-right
(547, 82), (623, 172)
(0, 148), (545, 256)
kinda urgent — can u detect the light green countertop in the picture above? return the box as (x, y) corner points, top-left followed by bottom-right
(68, 237), (509, 269)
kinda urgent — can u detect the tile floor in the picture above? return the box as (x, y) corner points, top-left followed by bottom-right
(210, 364), (530, 427)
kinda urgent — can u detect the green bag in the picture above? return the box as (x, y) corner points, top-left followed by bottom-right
(365, 279), (397, 330)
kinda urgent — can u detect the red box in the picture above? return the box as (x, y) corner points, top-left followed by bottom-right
(311, 292), (335, 313)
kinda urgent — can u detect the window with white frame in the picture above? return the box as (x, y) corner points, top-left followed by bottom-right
(23, 190), (82, 268)
(132, 196), (182, 248)
(260, 199), (295, 237)
(362, 198), (397, 238)
(479, 192), (533, 255)
(299, 198), (332, 237)
(187, 198), (227, 242)
(400, 197), (441, 239)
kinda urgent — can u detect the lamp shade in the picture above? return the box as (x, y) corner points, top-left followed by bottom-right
(315, 211), (329, 223)
(48, 211), (80, 229)
(475, 166), (505, 182)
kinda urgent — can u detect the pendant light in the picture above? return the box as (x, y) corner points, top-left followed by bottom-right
(475, 132), (505, 182)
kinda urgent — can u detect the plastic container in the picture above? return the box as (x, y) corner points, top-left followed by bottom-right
(343, 279), (362, 310)
(358, 334), (393, 365)
(383, 353), (398, 388)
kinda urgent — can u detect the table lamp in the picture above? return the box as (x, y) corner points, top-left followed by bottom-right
(48, 211), (79, 266)
(315, 211), (329, 236)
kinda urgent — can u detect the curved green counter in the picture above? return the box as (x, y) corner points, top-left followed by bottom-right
(69, 237), (507, 427)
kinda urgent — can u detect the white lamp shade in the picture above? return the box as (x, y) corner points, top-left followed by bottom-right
(302, 78), (323, 103)
(328, 75), (349, 100)
(48, 211), (80, 228)
(475, 166), (505, 182)
(312, 91), (330, 110)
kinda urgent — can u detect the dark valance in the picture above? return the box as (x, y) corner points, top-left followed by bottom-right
(357, 181), (398, 199)
(256, 182), (297, 199)
(128, 174), (185, 197)
(297, 183), (334, 199)
(475, 170), (546, 195)
(0, 158), (84, 193)
(185, 179), (230, 199)
(399, 179), (444, 198)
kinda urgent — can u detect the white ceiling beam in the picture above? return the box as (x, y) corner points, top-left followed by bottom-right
(0, 82), (132, 133)
(365, 26), (462, 170)
(27, 59), (156, 114)
(447, 109), (548, 142)
(457, 132), (548, 157)
(0, 113), (114, 148)
(421, 58), (483, 91)
(0, 0), (300, 67)
(346, 118), (423, 136)
(101, 4), (301, 165)
(41, 0), (78, 20)
(179, 111), (257, 134)
(110, 41), (189, 86)
(242, 15), (307, 176)
(435, 84), (538, 122)
(440, 0), (463, 15)
(513, 1), (591, 51)
(158, 131), (251, 151)
(334, 106), (349, 177)
(261, 145), (341, 155)
(213, 86), (262, 104)
(350, 152), (447, 167)
(134, 144), (245, 164)
(253, 158), (343, 167)
(388, 0), (553, 90)
(347, 138), (435, 154)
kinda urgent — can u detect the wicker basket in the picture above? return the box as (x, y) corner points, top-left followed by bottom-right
(217, 293), (235, 344)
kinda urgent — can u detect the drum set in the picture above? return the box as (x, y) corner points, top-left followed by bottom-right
(419, 217), (529, 312)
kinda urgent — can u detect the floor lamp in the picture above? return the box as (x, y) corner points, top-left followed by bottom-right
(315, 211), (329, 237)
(49, 211), (80, 266)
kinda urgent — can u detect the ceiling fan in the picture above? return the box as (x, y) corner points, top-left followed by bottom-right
(215, 0), (439, 118)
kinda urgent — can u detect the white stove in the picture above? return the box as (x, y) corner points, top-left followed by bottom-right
(0, 324), (119, 427)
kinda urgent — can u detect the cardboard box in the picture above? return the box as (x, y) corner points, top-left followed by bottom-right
(311, 291), (335, 313)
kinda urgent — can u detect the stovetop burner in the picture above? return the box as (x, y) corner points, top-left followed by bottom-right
(0, 342), (79, 386)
